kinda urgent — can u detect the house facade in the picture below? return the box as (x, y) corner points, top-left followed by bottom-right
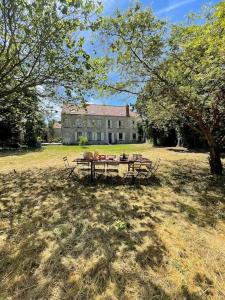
(52, 122), (62, 140)
(61, 104), (144, 145)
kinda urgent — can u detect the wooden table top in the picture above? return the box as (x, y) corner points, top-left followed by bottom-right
(73, 158), (151, 164)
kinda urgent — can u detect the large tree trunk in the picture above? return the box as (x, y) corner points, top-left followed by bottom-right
(176, 126), (183, 147)
(208, 146), (223, 175)
(197, 123), (223, 176)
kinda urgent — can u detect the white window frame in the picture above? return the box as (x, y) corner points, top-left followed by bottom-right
(87, 132), (92, 141)
(77, 131), (82, 139)
(108, 119), (112, 129)
(97, 132), (101, 141)
(118, 120), (123, 129)
(97, 119), (102, 128)
(92, 132), (97, 141)
(118, 132), (123, 141)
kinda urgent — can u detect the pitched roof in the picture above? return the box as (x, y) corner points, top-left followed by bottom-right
(53, 122), (61, 129)
(62, 103), (137, 117)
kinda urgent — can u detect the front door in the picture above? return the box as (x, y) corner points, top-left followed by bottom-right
(108, 133), (112, 144)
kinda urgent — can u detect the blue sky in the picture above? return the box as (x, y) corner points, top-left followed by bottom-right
(53, 0), (220, 119)
(102, 0), (217, 19)
(86, 0), (220, 107)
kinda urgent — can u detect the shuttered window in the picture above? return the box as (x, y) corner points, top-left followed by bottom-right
(108, 120), (112, 129)
(97, 120), (102, 128)
(119, 133), (123, 141)
(87, 132), (92, 141)
(97, 132), (101, 141)
(77, 132), (82, 139)
(92, 132), (97, 141)
(118, 120), (123, 128)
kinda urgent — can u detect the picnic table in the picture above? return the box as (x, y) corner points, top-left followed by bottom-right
(73, 157), (151, 182)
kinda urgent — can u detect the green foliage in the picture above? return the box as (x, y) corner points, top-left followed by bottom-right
(0, 0), (105, 147)
(99, 1), (225, 174)
(24, 120), (38, 148)
(48, 120), (57, 143)
(98, 4), (165, 95)
(24, 116), (46, 148)
(79, 136), (88, 146)
(0, 0), (102, 103)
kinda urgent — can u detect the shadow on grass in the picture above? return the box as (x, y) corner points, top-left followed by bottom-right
(0, 147), (43, 157)
(0, 168), (169, 299)
(167, 148), (208, 154)
(0, 165), (224, 298)
(164, 160), (225, 227)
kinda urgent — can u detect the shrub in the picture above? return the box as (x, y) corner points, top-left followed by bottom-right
(79, 136), (88, 146)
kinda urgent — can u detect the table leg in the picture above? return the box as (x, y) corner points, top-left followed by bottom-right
(91, 161), (95, 182)
(128, 162), (135, 184)
(128, 162), (134, 172)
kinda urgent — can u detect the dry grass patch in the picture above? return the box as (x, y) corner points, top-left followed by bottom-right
(0, 146), (225, 299)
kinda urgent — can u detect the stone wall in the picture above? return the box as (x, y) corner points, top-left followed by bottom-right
(61, 114), (143, 145)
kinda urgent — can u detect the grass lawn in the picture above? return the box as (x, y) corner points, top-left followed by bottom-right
(0, 144), (225, 299)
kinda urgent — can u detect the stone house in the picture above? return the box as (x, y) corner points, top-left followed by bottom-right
(52, 122), (62, 139)
(61, 103), (144, 145)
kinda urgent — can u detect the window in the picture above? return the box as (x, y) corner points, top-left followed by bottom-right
(72, 120), (76, 127)
(77, 132), (82, 139)
(76, 119), (82, 128)
(87, 132), (92, 141)
(97, 120), (102, 128)
(133, 133), (136, 140)
(119, 133), (123, 141)
(118, 120), (123, 128)
(64, 118), (69, 128)
(82, 119), (86, 127)
(87, 119), (92, 128)
(132, 120), (135, 128)
(97, 132), (101, 141)
(108, 120), (112, 129)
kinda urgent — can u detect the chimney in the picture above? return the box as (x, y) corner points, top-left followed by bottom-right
(126, 104), (129, 117)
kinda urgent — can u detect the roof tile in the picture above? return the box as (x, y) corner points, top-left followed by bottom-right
(62, 104), (137, 117)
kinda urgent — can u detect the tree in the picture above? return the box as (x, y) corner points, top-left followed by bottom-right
(99, 2), (225, 175)
(0, 0), (105, 146)
(0, 0), (103, 101)
(48, 119), (56, 142)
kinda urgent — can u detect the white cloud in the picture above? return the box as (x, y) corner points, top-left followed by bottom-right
(156, 0), (195, 15)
